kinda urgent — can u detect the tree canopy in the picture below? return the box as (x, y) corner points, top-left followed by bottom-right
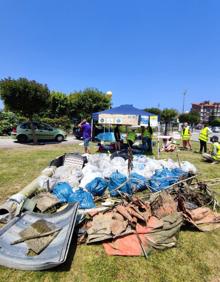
(179, 111), (200, 125)
(161, 108), (178, 135)
(144, 107), (161, 116)
(46, 91), (69, 118)
(68, 88), (111, 120)
(209, 118), (220, 127)
(0, 77), (50, 118)
(0, 77), (50, 143)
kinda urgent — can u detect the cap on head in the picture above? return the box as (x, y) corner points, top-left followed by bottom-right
(210, 135), (219, 143)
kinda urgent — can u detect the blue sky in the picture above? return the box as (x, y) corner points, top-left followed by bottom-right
(0, 0), (220, 111)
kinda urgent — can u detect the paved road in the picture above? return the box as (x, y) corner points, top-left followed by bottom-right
(159, 130), (220, 143)
(191, 130), (220, 142)
(0, 135), (80, 149)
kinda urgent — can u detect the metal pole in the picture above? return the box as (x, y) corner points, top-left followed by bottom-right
(91, 118), (94, 140)
(182, 90), (187, 113)
(157, 122), (160, 159)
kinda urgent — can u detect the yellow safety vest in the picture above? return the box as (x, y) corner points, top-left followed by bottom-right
(212, 142), (220, 161)
(181, 128), (190, 141)
(143, 128), (152, 139)
(199, 127), (209, 142)
(127, 132), (137, 143)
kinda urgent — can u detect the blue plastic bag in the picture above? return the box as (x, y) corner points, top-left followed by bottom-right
(68, 189), (96, 209)
(52, 182), (74, 203)
(130, 172), (148, 192)
(52, 182), (96, 209)
(86, 177), (108, 196)
(149, 168), (186, 192)
(108, 172), (132, 197)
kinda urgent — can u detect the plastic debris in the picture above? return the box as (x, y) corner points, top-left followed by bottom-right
(85, 177), (108, 196)
(108, 172), (132, 197)
(68, 189), (96, 209)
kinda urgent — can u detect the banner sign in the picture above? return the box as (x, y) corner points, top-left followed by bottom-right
(150, 116), (158, 127)
(139, 115), (149, 126)
(98, 114), (138, 125)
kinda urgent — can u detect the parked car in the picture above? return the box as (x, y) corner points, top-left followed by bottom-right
(212, 126), (220, 133)
(72, 126), (83, 140)
(12, 122), (67, 143)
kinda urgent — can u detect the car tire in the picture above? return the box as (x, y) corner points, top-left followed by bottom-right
(55, 134), (64, 142)
(17, 134), (28, 143)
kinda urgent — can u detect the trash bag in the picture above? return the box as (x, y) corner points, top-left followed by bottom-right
(86, 177), (108, 196)
(52, 182), (95, 209)
(80, 172), (103, 188)
(52, 182), (74, 202)
(181, 161), (197, 174)
(149, 168), (186, 192)
(68, 188), (96, 209)
(108, 172), (132, 197)
(129, 173), (148, 192)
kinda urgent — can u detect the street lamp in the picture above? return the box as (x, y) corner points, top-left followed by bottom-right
(182, 90), (187, 113)
(106, 91), (112, 109)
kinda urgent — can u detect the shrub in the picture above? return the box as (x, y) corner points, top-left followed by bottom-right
(0, 111), (19, 135)
(40, 116), (72, 131)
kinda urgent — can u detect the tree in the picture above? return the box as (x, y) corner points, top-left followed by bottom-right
(210, 118), (220, 127)
(68, 88), (111, 120)
(45, 91), (69, 118)
(188, 111), (200, 126)
(178, 113), (189, 123)
(179, 111), (200, 126)
(0, 77), (50, 144)
(161, 108), (178, 135)
(144, 107), (161, 116)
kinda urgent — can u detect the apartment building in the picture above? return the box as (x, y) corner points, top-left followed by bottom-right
(191, 101), (220, 122)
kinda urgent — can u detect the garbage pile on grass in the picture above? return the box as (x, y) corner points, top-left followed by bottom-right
(44, 153), (197, 209)
(0, 152), (219, 269)
(78, 183), (220, 257)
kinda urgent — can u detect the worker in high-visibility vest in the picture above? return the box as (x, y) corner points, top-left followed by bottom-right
(202, 135), (220, 163)
(127, 128), (137, 148)
(199, 123), (212, 153)
(181, 122), (192, 150)
(141, 124), (153, 153)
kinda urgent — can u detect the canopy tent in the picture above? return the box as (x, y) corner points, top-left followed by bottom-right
(91, 104), (160, 157)
(92, 104), (155, 122)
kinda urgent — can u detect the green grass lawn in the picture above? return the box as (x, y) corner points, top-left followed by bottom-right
(0, 142), (219, 282)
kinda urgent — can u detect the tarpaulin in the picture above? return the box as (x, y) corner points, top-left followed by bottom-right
(103, 212), (183, 256)
(186, 207), (220, 232)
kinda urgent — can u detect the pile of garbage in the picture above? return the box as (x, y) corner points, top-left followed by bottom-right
(41, 153), (197, 209)
(0, 152), (219, 270)
(78, 183), (220, 257)
(0, 153), (198, 217)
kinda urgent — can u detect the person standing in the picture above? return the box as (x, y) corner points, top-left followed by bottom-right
(181, 122), (192, 150)
(78, 119), (91, 154)
(141, 124), (153, 154)
(127, 127), (137, 148)
(114, 125), (121, 151)
(199, 123), (212, 153)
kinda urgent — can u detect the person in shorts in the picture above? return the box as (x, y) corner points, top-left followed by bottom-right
(114, 125), (121, 151)
(78, 119), (91, 154)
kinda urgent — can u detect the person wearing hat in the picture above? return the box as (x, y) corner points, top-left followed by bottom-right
(199, 123), (212, 153)
(202, 135), (220, 163)
(126, 127), (137, 148)
(181, 122), (192, 150)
